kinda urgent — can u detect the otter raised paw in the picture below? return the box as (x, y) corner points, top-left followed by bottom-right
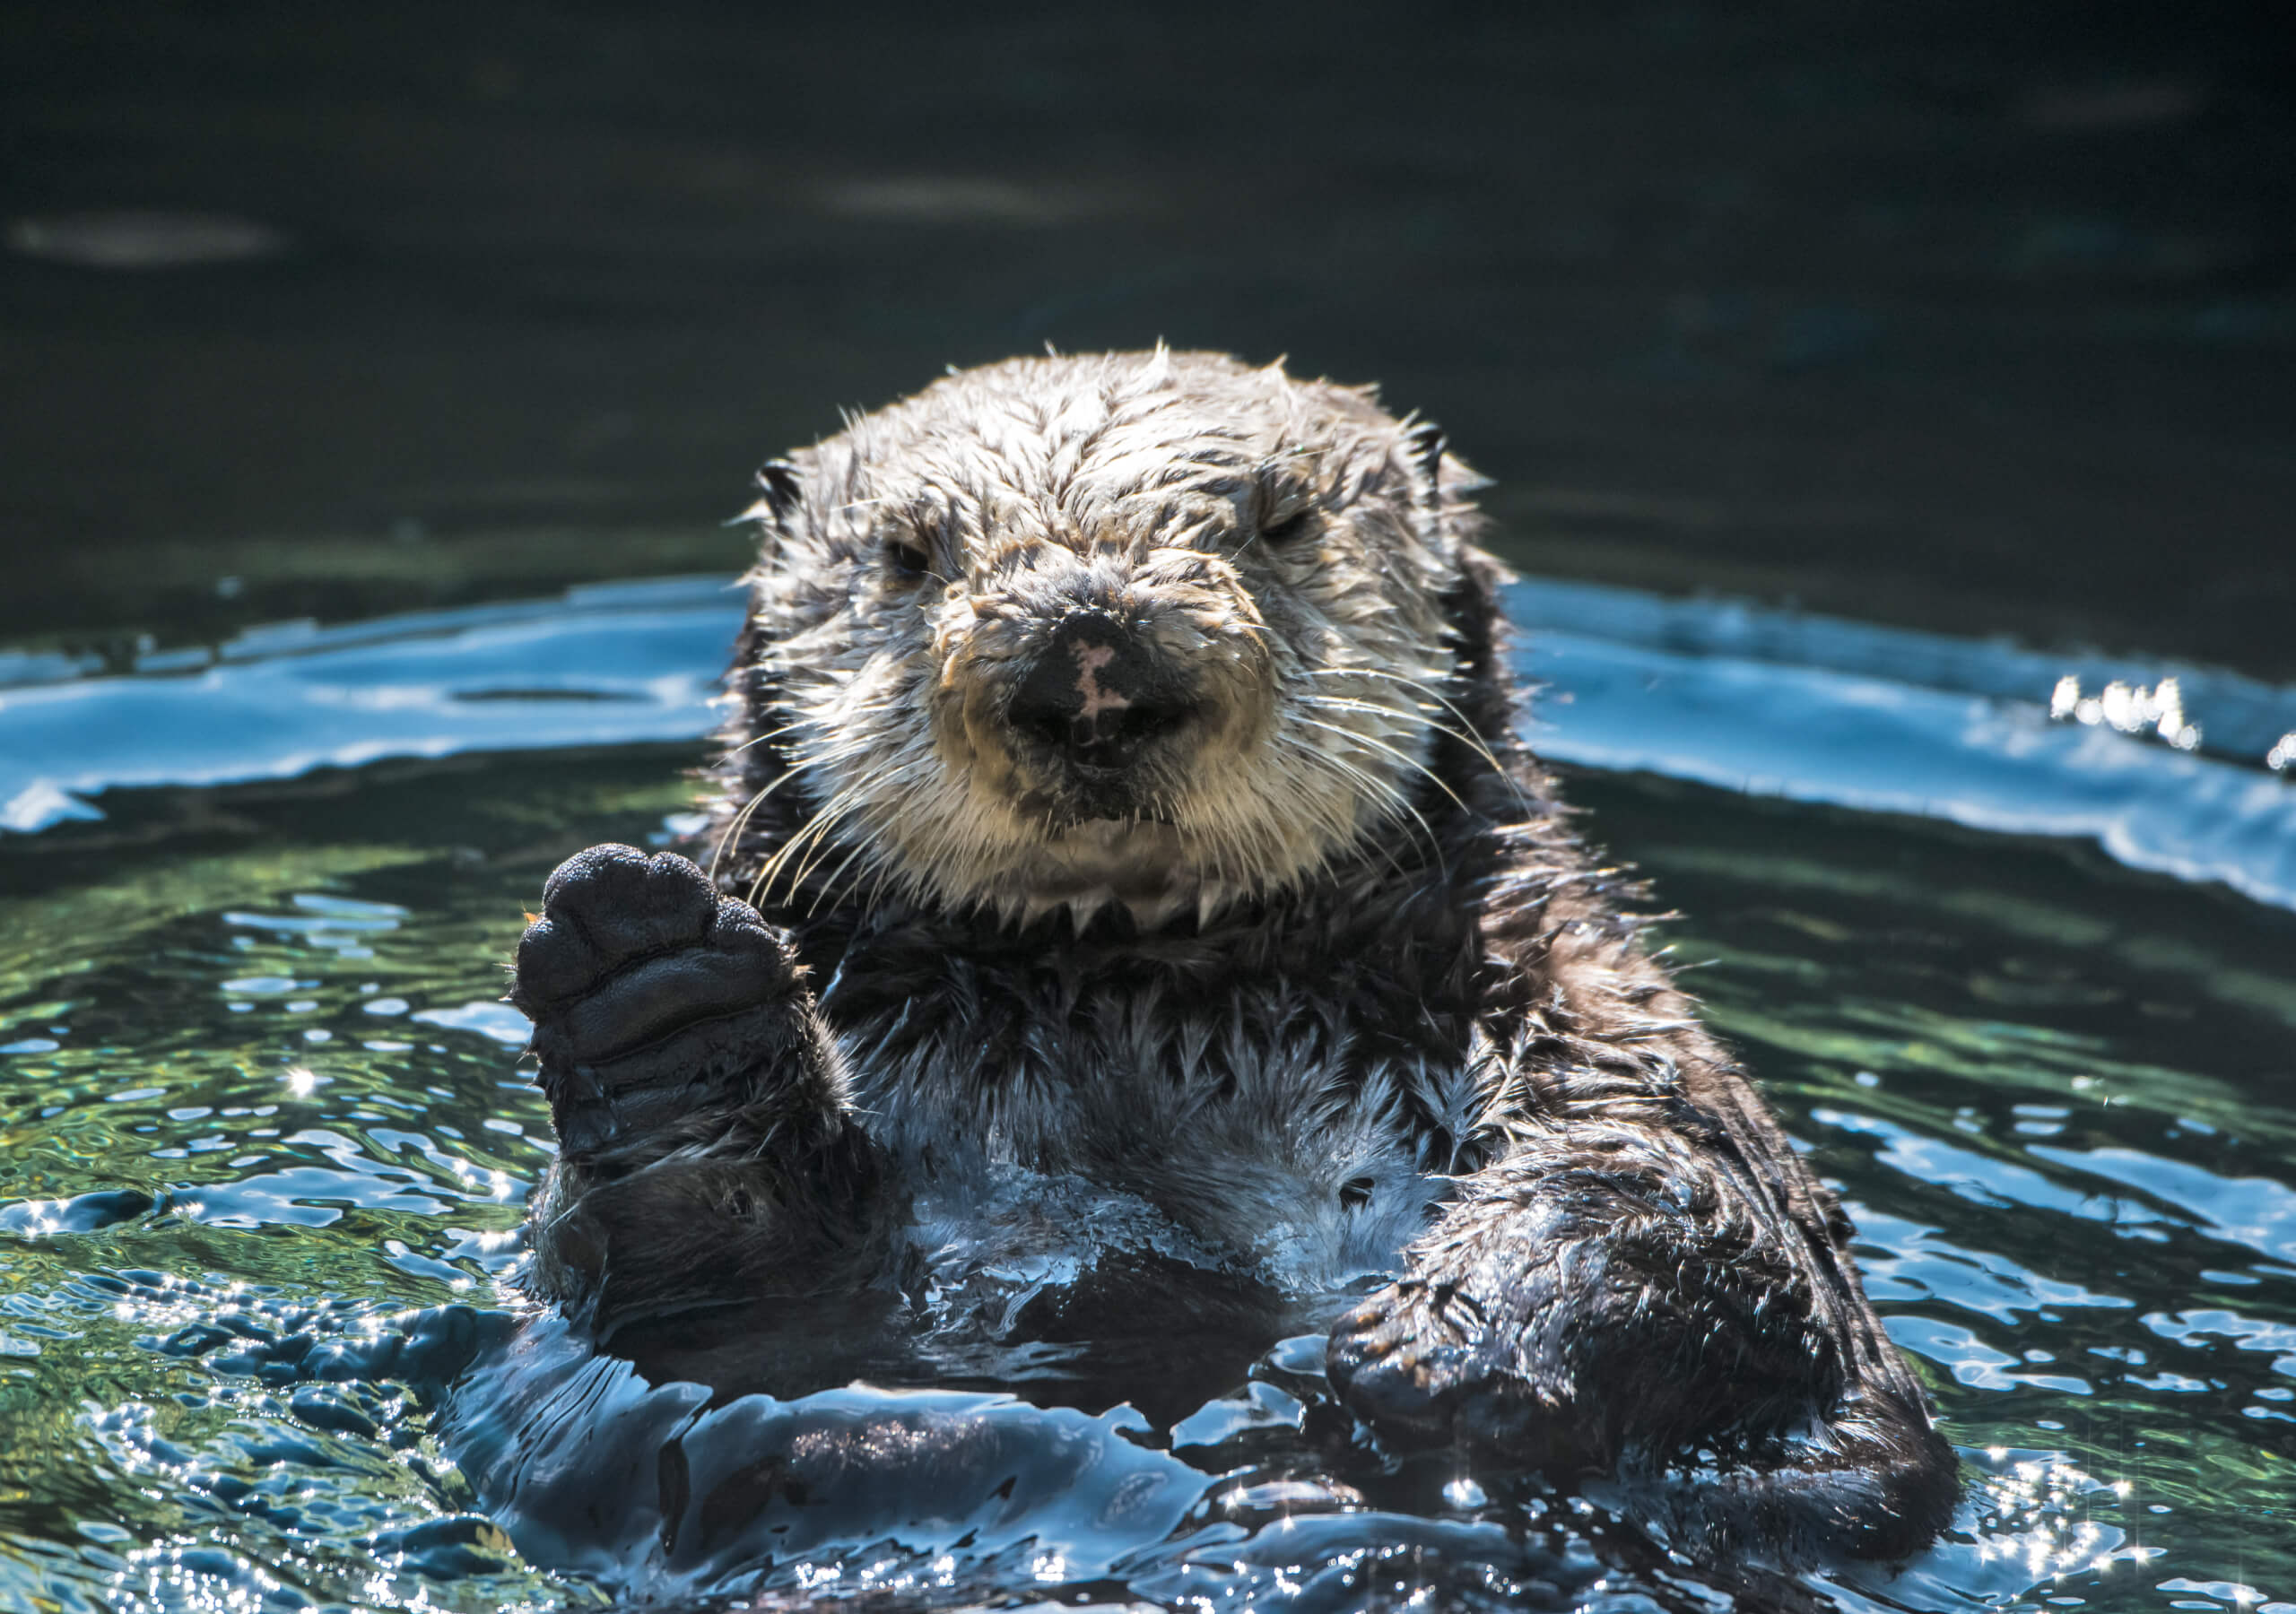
(509, 845), (896, 1332)
(510, 844), (829, 1159)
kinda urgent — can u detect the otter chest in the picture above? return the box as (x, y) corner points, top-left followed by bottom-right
(823, 968), (1489, 1292)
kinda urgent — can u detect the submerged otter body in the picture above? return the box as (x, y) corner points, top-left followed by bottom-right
(504, 350), (1960, 1564)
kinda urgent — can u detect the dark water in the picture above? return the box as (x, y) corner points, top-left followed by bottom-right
(6, 2), (2294, 676)
(1, 579), (2291, 1610)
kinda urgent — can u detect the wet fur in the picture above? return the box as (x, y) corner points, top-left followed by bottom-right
(509, 351), (1960, 1564)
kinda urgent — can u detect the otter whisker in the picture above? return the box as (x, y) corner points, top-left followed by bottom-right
(1274, 734), (1444, 879)
(819, 835), (912, 921)
(1303, 663), (1498, 737)
(1276, 743), (1413, 881)
(708, 729), (884, 888)
(1312, 757), (1444, 874)
(745, 783), (861, 907)
(758, 769), (887, 896)
(801, 829), (883, 917)
(1291, 690), (1474, 742)
(1300, 666), (1523, 803)
(762, 750), (940, 908)
(1291, 694), (1509, 794)
(789, 758), (939, 910)
(718, 713), (817, 768)
(1289, 714), (1475, 820)
(709, 751), (835, 886)
(749, 820), (839, 908)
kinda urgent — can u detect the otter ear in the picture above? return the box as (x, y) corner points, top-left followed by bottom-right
(1403, 421), (1447, 499)
(742, 458), (806, 534)
(1400, 420), (1454, 541)
(1396, 418), (1494, 568)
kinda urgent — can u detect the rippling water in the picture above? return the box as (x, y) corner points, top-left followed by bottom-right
(1, 579), (2291, 1611)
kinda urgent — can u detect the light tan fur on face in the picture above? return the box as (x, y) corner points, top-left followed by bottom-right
(733, 349), (1481, 926)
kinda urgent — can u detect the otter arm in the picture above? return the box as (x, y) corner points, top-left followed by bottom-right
(1326, 1115), (1958, 1558)
(508, 846), (904, 1336)
(1324, 876), (1958, 1558)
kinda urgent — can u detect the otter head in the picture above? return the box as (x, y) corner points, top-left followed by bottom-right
(730, 349), (1496, 926)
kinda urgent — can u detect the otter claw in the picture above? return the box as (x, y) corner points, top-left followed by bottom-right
(1327, 1278), (1604, 1474)
(1328, 1282), (1483, 1442)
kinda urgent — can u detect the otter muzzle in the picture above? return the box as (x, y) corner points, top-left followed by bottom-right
(1006, 612), (1196, 777)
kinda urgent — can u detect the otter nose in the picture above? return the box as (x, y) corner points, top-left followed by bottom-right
(1008, 613), (1194, 769)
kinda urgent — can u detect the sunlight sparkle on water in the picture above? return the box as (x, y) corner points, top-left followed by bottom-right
(2051, 673), (2202, 750)
(1965, 1452), (2148, 1582)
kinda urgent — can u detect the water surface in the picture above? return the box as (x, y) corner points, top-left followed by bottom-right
(0, 579), (2292, 1611)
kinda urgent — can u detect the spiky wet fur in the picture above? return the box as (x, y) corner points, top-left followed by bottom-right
(520, 351), (1959, 1565)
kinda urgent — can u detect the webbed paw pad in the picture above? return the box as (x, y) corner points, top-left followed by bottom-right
(510, 845), (806, 1156)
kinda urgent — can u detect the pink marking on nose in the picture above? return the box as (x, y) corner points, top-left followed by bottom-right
(1072, 642), (1130, 721)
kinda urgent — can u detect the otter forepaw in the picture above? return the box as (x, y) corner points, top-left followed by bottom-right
(509, 844), (822, 1159)
(1327, 1263), (1608, 1475)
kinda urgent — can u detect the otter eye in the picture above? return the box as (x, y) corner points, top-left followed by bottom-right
(883, 537), (932, 580)
(1259, 509), (1313, 545)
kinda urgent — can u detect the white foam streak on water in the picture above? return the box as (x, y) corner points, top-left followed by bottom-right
(1522, 629), (2296, 911)
(1504, 577), (2296, 766)
(4, 574), (2293, 914)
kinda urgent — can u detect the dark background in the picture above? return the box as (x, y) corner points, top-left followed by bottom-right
(5, 0), (2292, 674)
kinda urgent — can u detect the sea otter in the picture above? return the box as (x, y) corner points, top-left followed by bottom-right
(503, 349), (1960, 1562)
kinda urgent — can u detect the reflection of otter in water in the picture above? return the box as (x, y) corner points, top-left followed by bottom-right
(506, 350), (1959, 1560)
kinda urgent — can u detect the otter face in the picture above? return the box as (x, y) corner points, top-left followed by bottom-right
(735, 350), (1486, 925)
